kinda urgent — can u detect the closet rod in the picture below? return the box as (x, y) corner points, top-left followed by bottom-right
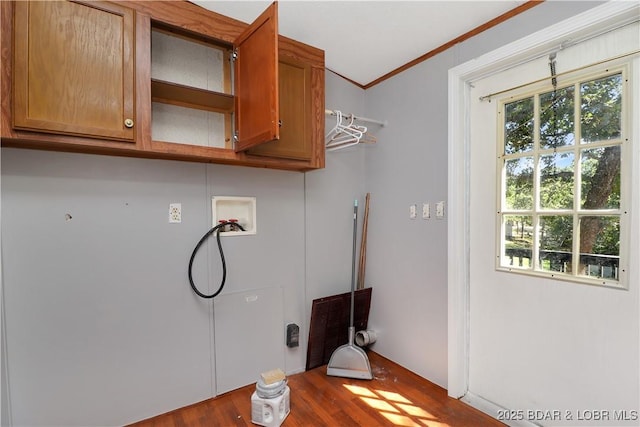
(325, 109), (387, 127)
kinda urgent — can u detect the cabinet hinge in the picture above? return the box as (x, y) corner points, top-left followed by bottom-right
(233, 130), (239, 142)
(231, 49), (238, 61)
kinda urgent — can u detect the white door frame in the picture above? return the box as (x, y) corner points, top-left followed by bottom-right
(447, 1), (640, 399)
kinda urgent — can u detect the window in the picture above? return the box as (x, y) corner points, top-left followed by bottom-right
(497, 65), (629, 288)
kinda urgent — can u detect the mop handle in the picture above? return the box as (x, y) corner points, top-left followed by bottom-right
(350, 199), (358, 328)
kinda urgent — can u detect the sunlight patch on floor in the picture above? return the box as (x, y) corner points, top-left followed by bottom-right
(376, 390), (413, 404)
(344, 384), (378, 398)
(360, 397), (401, 413)
(381, 411), (424, 427)
(343, 384), (450, 427)
(396, 403), (435, 418)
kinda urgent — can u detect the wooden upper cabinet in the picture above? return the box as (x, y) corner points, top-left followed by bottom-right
(233, 1), (279, 152)
(13, 1), (135, 141)
(3, 0), (324, 170)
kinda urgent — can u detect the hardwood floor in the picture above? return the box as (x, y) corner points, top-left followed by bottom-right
(129, 351), (504, 426)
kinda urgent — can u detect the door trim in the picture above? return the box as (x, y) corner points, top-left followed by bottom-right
(447, 1), (640, 399)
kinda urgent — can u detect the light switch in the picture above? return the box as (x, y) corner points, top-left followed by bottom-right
(436, 201), (445, 219)
(409, 204), (417, 219)
(422, 203), (430, 219)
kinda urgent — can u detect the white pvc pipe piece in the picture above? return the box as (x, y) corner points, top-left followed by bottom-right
(355, 330), (377, 347)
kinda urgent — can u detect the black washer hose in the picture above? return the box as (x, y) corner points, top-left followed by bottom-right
(188, 221), (245, 299)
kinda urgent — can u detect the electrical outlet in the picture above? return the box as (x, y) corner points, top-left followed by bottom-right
(169, 203), (181, 223)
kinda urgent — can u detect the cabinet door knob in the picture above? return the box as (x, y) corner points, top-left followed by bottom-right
(124, 119), (134, 128)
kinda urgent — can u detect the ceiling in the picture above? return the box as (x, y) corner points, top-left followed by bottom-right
(191, 1), (529, 87)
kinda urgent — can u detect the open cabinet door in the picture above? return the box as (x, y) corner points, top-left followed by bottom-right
(233, 1), (279, 152)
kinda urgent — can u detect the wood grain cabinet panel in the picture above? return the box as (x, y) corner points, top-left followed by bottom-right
(247, 56), (312, 160)
(233, 2), (279, 152)
(13, 1), (135, 141)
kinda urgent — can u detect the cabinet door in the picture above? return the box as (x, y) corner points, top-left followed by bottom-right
(13, 1), (135, 141)
(247, 56), (312, 160)
(233, 1), (279, 152)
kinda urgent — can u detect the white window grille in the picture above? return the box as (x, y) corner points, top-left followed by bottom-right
(496, 63), (631, 288)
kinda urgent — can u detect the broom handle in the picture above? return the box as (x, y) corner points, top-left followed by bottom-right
(358, 193), (370, 290)
(350, 200), (358, 328)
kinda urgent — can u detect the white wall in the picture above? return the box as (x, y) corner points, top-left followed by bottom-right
(464, 12), (639, 426)
(1, 143), (7, 426)
(359, 1), (602, 389)
(305, 71), (367, 303)
(0, 150), (307, 425)
(362, 52), (453, 387)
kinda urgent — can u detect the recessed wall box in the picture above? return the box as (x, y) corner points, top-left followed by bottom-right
(212, 196), (256, 236)
(286, 323), (299, 348)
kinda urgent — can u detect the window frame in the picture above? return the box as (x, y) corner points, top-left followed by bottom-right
(495, 62), (631, 289)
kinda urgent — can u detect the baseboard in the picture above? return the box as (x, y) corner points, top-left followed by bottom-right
(285, 367), (305, 376)
(462, 392), (540, 427)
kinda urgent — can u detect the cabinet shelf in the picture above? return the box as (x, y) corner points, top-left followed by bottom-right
(151, 79), (234, 113)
